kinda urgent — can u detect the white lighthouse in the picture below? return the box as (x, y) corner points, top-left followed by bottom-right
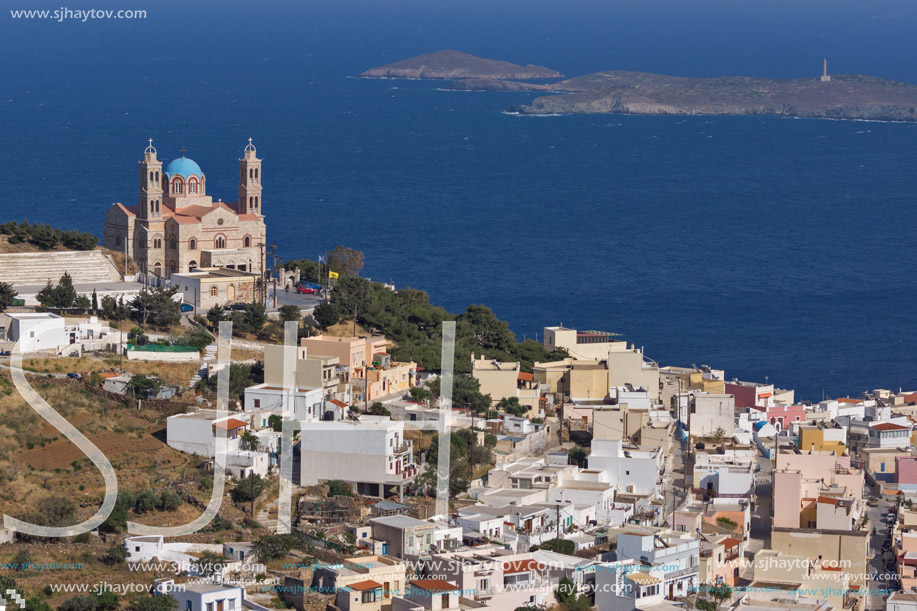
(820, 59), (831, 82)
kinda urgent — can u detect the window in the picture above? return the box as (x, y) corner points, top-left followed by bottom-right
(185, 603), (191, 611)
(249, 168), (253, 179)
(189, 260), (197, 271)
(169, 236), (176, 250)
(210, 286), (218, 297)
(254, 196), (259, 210)
(254, 168), (259, 180)
(189, 238), (196, 250)
(227, 601), (235, 611)
(216, 236), (226, 249)
(173, 177), (183, 194)
(154, 238), (162, 249)
(206, 604), (213, 611)
(243, 236), (251, 247)
(135, 546), (140, 552)
(189, 178), (198, 193)
(254, 399), (261, 408)
(115, 235), (121, 246)
(361, 591), (377, 604)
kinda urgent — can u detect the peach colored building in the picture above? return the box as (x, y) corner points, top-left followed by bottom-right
(699, 535), (743, 586)
(773, 452), (863, 530)
(104, 140), (265, 282)
(301, 335), (388, 380)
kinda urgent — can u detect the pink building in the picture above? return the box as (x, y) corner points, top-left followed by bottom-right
(725, 380), (774, 409)
(752, 404), (807, 431)
(897, 456), (917, 494)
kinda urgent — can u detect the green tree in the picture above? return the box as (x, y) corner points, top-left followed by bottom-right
(130, 286), (181, 329)
(268, 414), (283, 432)
(367, 402), (391, 416)
(327, 245), (365, 277)
(312, 302), (341, 330)
(204, 363), (260, 400)
(100, 295), (129, 321)
(327, 480), (354, 497)
(568, 446), (589, 468)
(126, 596), (177, 611)
(30, 495), (76, 527)
(239, 431), (261, 452)
(285, 259), (320, 283)
(234, 301), (267, 334)
(408, 386), (433, 403)
(0, 282), (18, 311)
(497, 396), (529, 417)
(134, 490), (161, 513)
(28, 223), (60, 250)
(58, 594), (98, 611)
(206, 305), (225, 328)
(233, 473), (266, 513)
(126, 374), (162, 399)
(54, 272), (77, 308)
(177, 325), (213, 349)
(90, 289), (98, 314)
(278, 304), (301, 323)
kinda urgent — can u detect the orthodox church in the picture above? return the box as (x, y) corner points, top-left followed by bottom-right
(103, 139), (266, 281)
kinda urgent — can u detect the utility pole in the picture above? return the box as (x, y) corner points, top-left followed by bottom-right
(555, 501), (561, 548)
(257, 241), (266, 305)
(269, 243), (278, 309)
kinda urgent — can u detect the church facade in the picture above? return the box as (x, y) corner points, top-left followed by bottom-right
(103, 140), (266, 281)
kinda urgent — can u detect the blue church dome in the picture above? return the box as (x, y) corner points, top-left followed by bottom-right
(163, 157), (203, 178)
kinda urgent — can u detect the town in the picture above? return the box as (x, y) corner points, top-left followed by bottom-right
(0, 142), (914, 611)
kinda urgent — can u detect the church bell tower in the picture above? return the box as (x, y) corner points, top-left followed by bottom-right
(139, 139), (163, 220)
(238, 138), (262, 216)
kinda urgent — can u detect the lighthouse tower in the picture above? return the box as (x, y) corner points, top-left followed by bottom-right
(820, 59), (831, 82)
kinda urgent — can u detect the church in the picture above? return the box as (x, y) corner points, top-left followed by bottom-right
(103, 139), (266, 282)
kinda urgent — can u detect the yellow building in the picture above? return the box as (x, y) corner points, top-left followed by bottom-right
(798, 425), (847, 454)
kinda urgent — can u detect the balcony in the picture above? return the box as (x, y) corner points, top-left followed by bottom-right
(392, 441), (412, 455)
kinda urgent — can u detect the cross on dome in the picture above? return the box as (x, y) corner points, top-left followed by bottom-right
(244, 137), (256, 153)
(144, 138), (156, 155)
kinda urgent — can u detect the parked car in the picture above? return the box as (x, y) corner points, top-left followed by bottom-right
(223, 302), (248, 311)
(868, 497), (879, 507)
(297, 285), (318, 294)
(180, 302), (194, 312)
(67, 372), (82, 380)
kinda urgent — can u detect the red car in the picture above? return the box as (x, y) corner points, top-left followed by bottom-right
(297, 285), (318, 294)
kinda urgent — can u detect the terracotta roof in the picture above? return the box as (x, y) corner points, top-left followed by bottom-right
(836, 398), (862, 404)
(902, 393), (917, 404)
(237, 214), (260, 221)
(170, 216), (201, 224)
(113, 202), (136, 216)
(503, 558), (540, 574)
(411, 579), (460, 592)
(329, 399), (348, 408)
(346, 580), (382, 592)
(816, 496), (838, 506)
(722, 537), (742, 549)
(518, 372), (534, 382)
(213, 418), (247, 431)
(873, 422), (909, 431)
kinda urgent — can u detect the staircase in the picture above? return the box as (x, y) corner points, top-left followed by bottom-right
(0, 250), (123, 286)
(256, 497), (279, 533)
(190, 344), (218, 388)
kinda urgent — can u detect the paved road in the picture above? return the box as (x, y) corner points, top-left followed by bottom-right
(266, 287), (324, 312)
(865, 496), (897, 611)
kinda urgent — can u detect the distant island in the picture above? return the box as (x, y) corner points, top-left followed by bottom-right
(482, 70), (917, 122)
(360, 49), (562, 81)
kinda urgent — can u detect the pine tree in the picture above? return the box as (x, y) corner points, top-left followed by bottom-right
(91, 289), (98, 314)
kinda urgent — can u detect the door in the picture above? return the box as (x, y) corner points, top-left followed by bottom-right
(217, 601), (224, 611)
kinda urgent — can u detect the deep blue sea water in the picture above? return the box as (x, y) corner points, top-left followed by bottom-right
(2, 0), (917, 400)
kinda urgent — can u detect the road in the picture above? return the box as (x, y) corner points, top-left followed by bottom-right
(864, 495), (897, 611)
(266, 287), (324, 312)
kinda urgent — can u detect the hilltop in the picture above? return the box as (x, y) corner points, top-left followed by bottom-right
(361, 49), (562, 80)
(495, 70), (917, 121)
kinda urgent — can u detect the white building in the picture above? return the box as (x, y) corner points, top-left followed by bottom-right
(587, 438), (663, 496)
(616, 531), (700, 600)
(243, 382), (324, 421)
(299, 416), (417, 498)
(167, 582), (244, 611)
(6, 312), (67, 352)
(690, 393), (736, 438)
(166, 410), (248, 456)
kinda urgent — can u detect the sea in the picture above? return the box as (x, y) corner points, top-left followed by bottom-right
(2, 0), (917, 400)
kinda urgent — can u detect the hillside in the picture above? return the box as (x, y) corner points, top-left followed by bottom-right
(361, 49), (562, 80)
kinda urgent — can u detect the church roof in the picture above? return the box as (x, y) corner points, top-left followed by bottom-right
(163, 156), (203, 179)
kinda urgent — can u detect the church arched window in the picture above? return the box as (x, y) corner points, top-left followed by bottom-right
(169, 236), (176, 250)
(153, 262), (162, 277)
(248, 196), (253, 211)
(155, 171), (159, 184)
(169, 261), (176, 274)
(149, 171), (154, 184)
(254, 196), (259, 210)
(172, 177), (183, 194)
(189, 238), (196, 250)
(254, 168), (259, 181)
(210, 286), (218, 297)
(216, 236), (226, 249)
(243, 236), (251, 248)
(189, 260), (197, 271)
(249, 168), (253, 180)
(188, 177), (198, 194)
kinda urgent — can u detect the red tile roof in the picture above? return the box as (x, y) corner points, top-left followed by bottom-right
(346, 580), (382, 592)
(518, 372), (534, 382)
(836, 398), (862, 404)
(722, 537), (742, 549)
(329, 399), (348, 408)
(816, 496), (838, 505)
(213, 418), (248, 431)
(411, 579), (460, 592)
(873, 422), (909, 431)
(902, 393), (917, 404)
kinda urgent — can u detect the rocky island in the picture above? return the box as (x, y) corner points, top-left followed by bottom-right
(499, 70), (917, 122)
(361, 49), (562, 80)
